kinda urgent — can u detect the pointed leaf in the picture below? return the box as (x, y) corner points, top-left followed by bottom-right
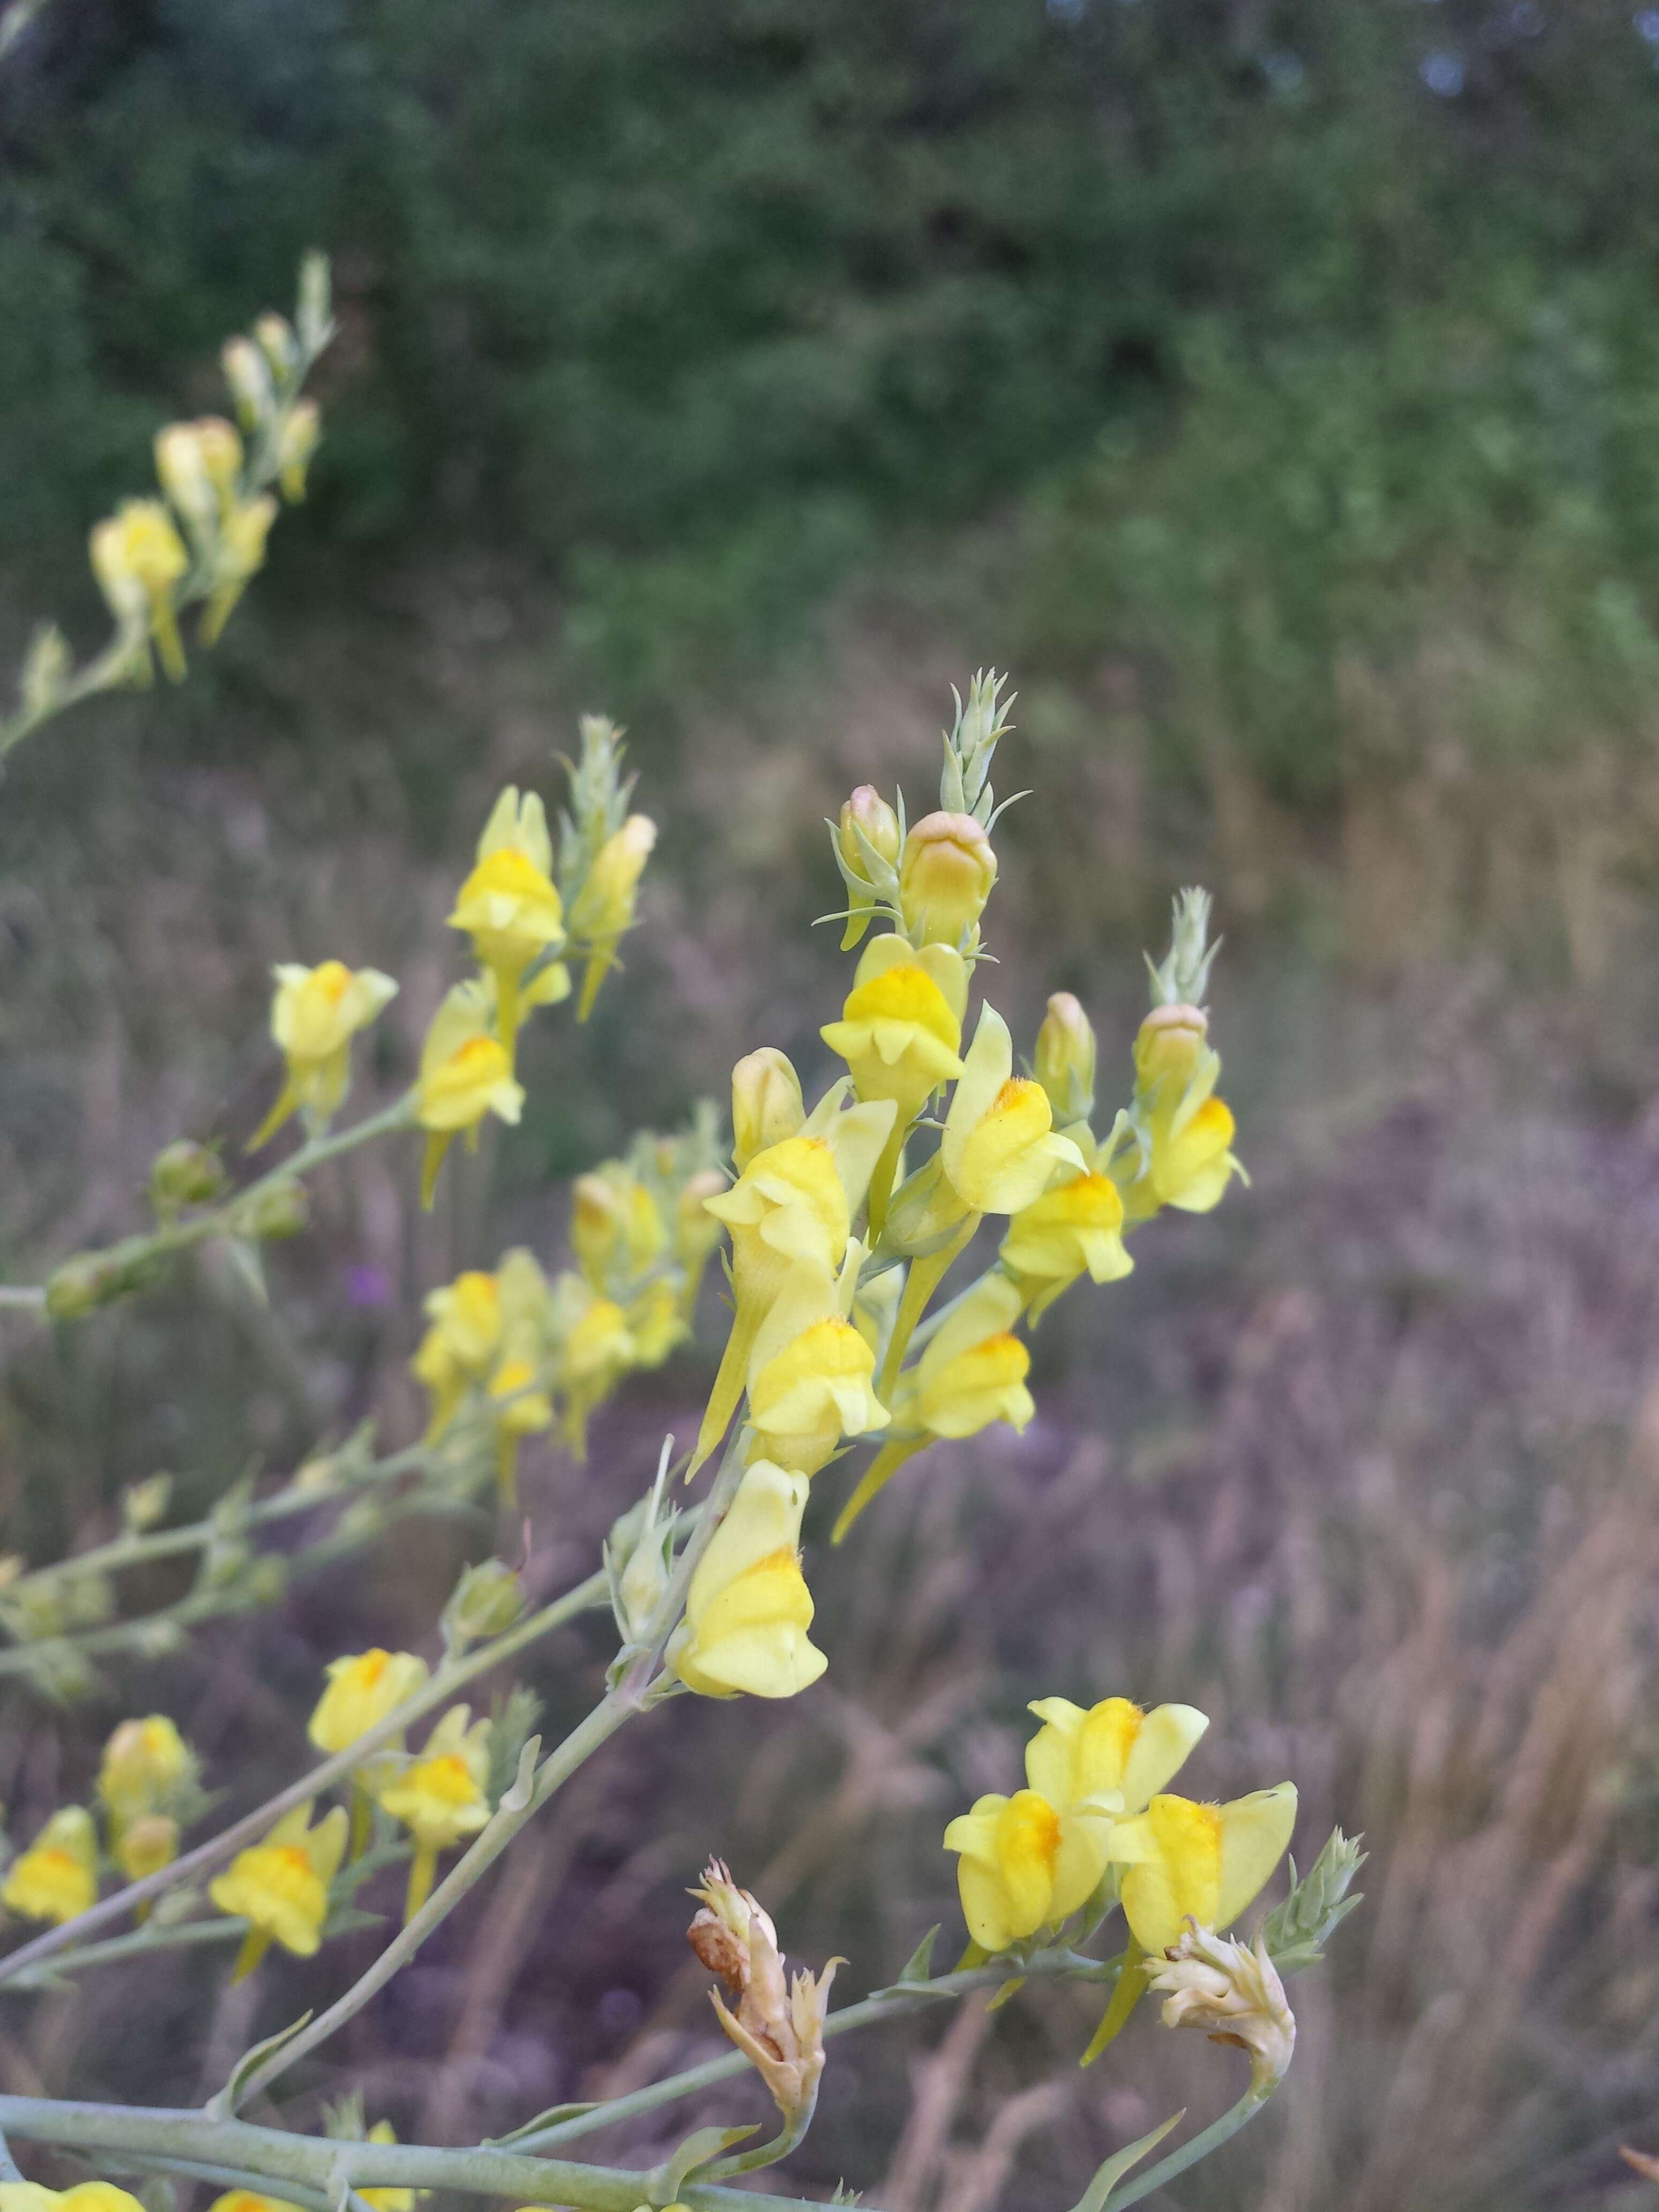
(485, 2102), (598, 2148)
(897, 1924), (941, 1985)
(222, 1236), (268, 1305)
(657, 2124), (759, 2203)
(987, 1974), (1027, 2012)
(1071, 2109), (1186, 2212)
(206, 2010), (315, 2118)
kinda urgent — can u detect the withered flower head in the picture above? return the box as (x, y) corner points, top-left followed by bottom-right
(1144, 1922), (1296, 2097)
(687, 1859), (841, 2125)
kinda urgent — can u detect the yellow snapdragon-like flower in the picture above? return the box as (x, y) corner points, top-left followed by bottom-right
(898, 809), (997, 948)
(745, 1259), (889, 1477)
(1, 2184), (149, 2212)
(569, 813), (656, 1020)
(412, 1267), (504, 1437)
(820, 934), (966, 1230)
(277, 398), (322, 502)
(249, 959), (399, 1150)
(941, 1005), (1085, 1217)
(98, 1714), (192, 1828)
(549, 1271), (637, 1459)
(89, 498), (190, 681)
(415, 982), (527, 1208)
(833, 1275), (1033, 1541)
(356, 2122), (417, 2212)
(209, 1799), (348, 1976)
(308, 1648), (430, 1754)
(691, 1093), (895, 1471)
(1000, 1171), (1132, 1321)
(448, 788), (567, 1060)
(377, 1704), (493, 1921)
(1107, 1785), (1298, 1957)
(485, 1249), (556, 1500)
(155, 416), (240, 537)
(669, 1461), (826, 1699)
(2, 1806), (98, 1926)
(1117, 1005), (1243, 1224)
(627, 1276), (687, 1367)
(205, 2193), (305, 2212)
(1024, 1695), (1208, 1817)
(572, 1165), (668, 1291)
(943, 1787), (1110, 1955)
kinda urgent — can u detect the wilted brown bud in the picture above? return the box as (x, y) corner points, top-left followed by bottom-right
(687, 1859), (841, 2124)
(1145, 1924), (1296, 2098)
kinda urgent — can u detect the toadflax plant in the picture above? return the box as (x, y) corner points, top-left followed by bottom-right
(0, 256), (1359, 2212)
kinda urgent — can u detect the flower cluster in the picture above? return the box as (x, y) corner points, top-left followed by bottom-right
(668, 672), (1247, 1695)
(1, 1714), (203, 1926)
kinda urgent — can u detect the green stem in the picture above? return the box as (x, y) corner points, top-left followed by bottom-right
(0, 1568), (610, 1988)
(0, 2097), (828, 2212)
(1098, 2086), (1272, 2210)
(3, 1917), (246, 1992)
(103, 2151), (335, 2212)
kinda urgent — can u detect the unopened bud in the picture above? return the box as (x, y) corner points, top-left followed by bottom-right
(114, 1812), (180, 1884)
(221, 337), (273, 429)
(233, 1176), (309, 1241)
(46, 1250), (128, 1321)
(296, 251), (333, 356)
(1034, 992), (1096, 1125)
(1145, 1925), (1296, 2097)
(154, 423), (216, 533)
(122, 1474), (173, 1533)
(20, 624), (71, 717)
(899, 810), (997, 947)
(277, 400), (321, 502)
(149, 1139), (228, 1214)
(837, 784), (901, 948)
(1133, 1003), (1208, 1096)
(255, 312), (297, 380)
(731, 1049), (804, 1172)
(444, 1558), (525, 1648)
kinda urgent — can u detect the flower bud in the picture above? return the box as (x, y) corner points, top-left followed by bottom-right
(20, 623), (70, 717)
(277, 399), (321, 502)
(1145, 1924), (1296, 2097)
(114, 1811), (180, 1884)
(837, 784), (901, 948)
(255, 312), (298, 379)
(46, 1250), (129, 1320)
(195, 416), (244, 500)
(730, 1048), (804, 1172)
(222, 337), (273, 429)
(899, 810), (997, 947)
(233, 1176), (310, 1242)
(149, 1139), (228, 1214)
(1133, 1003), (1208, 1095)
(99, 1716), (193, 1825)
(443, 1559), (525, 1648)
(1033, 992), (1096, 1125)
(154, 422), (216, 533)
(122, 1474), (173, 1531)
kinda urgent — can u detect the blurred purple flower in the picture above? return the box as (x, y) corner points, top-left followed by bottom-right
(346, 1263), (392, 1310)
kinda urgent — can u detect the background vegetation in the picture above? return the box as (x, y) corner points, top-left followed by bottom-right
(5, 1), (1659, 2206)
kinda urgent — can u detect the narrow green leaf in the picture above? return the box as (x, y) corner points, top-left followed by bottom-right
(1072, 2109), (1185, 2212)
(206, 2010), (315, 2119)
(485, 2102), (598, 2148)
(657, 2124), (759, 2203)
(897, 1924), (941, 1983)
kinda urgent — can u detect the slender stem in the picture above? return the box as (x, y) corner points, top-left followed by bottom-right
(1098, 2086), (1272, 2210)
(0, 2098), (829, 2212)
(0, 2123), (23, 2184)
(227, 1690), (637, 2109)
(0, 1568), (610, 1987)
(0, 1288), (44, 1311)
(3, 1917), (247, 1991)
(104, 2152), (335, 2212)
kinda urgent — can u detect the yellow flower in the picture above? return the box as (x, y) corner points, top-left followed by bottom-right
(669, 1461), (826, 1699)
(941, 1005), (1085, 1216)
(1033, 991), (1096, 1127)
(835, 783), (901, 949)
(415, 982), (526, 1208)
(377, 1705), (493, 1921)
(249, 960), (399, 1150)
(1, 2186), (148, 2212)
(691, 1094), (895, 1471)
(412, 1267), (504, 1436)
(308, 1649), (430, 1754)
(1117, 1004), (1243, 1224)
(277, 398), (322, 502)
(209, 1799), (348, 1973)
(628, 1276), (688, 1368)
(550, 1273), (637, 1459)
(898, 809), (997, 948)
(731, 1049), (805, 1174)
(449, 788), (567, 1061)
(569, 813), (656, 1019)
(98, 1714), (193, 1828)
(357, 2121), (417, 2212)
(745, 1260), (889, 1477)
(820, 935), (967, 1230)
(2, 1806), (97, 1926)
(831, 1275), (1032, 1542)
(112, 1813), (179, 1885)
(89, 499), (190, 680)
(1023, 1697), (1208, 1817)
(943, 1786), (1110, 1954)
(1107, 1785), (1298, 1957)
(205, 2192), (305, 2212)
(572, 1165), (667, 1291)
(1000, 1171), (1132, 1320)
